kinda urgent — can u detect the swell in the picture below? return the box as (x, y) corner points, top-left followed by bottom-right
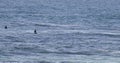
(33, 23), (79, 27)
(45, 30), (120, 38)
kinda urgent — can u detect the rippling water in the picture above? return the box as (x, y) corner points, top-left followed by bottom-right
(0, 0), (120, 63)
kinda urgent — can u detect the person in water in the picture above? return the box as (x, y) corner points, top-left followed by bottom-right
(34, 29), (37, 34)
(5, 26), (7, 29)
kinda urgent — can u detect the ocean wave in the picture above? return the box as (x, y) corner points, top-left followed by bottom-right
(33, 23), (80, 27)
(39, 30), (120, 37)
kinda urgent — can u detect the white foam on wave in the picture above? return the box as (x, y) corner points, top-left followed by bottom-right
(1, 54), (120, 63)
(38, 29), (120, 36)
(1, 28), (120, 36)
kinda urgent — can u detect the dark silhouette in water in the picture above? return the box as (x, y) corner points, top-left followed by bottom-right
(34, 29), (37, 34)
(4, 26), (7, 29)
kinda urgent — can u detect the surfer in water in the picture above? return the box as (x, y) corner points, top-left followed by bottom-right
(34, 29), (37, 34)
(4, 26), (7, 29)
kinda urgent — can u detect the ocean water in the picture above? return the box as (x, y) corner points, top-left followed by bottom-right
(0, 0), (120, 63)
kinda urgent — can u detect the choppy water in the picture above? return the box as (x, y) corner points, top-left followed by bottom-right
(0, 0), (120, 63)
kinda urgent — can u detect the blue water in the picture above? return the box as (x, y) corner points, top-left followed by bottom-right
(0, 0), (120, 63)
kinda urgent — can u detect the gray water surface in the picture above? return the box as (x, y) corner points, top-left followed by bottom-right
(0, 0), (120, 63)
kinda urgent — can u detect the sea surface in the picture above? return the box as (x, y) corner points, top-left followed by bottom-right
(0, 0), (120, 63)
